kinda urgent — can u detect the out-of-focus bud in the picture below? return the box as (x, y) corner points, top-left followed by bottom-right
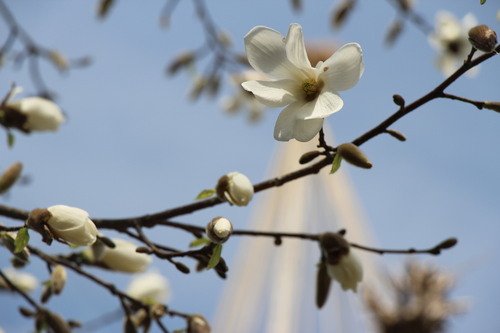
(48, 50), (69, 71)
(436, 237), (458, 250)
(337, 143), (373, 169)
(483, 101), (500, 113)
(0, 268), (38, 292)
(0, 162), (22, 194)
(98, 238), (152, 273)
(331, 0), (356, 29)
(316, 259), (332, 308)
(5, 97), (65, 132)
(319, 232), (363, 292)
(468, 25), (498, 52)
(205, 217), (233, 244)
(42, 310), (72, 333)
(50, 265), (67, 295)
(215, 172), (254, 206)
(167, 52), (195, 75)
(187, 314), (211, 333)
(126, 270), (171, 304)
(27, 205), (98, 246)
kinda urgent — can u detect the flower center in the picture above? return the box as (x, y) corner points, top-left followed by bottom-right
(302, 78), (322, 101)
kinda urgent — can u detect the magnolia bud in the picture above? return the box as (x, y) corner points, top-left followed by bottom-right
(319, 233), (363, 292)
(205, 217), (233, 244)
(337, 143), (373, 169)
(187, 314), (211, 333)
(0, 162), (22, 194)
(468, 25), (498, 52)
(483, 101), (500, 113)
(126, 270), (171, 304)
(50, 265), (67, 295)
(98, 238), (152, 273)
(38, 205), (98, 246)
(215, 172), (254, 206)
(48, 50), (69, 71)
(6, 97), (65, 132)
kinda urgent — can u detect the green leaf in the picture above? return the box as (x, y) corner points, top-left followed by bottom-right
(329, 153), (342, 174)
(206, 244), (223, 270)
(194, 189), (215, 200)
(189, 237), (211, 248)
(7, 131), (14, 148)
(480, 0), (487, 4)
(14, 227), (29, 253)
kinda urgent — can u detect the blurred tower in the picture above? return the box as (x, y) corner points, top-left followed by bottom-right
(213, 130), (385, 332)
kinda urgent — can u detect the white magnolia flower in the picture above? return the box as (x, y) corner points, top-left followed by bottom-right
(126, 270), (171, 304)
(221, 70), (268, 123)
(0, 268), (38, 292)
(216, 172), (254, 206)
(429, 12), (478, 76)
(242, 23), (364, 142)
(46, 205), (98, 246)
(326, 250), (363, 292)
(4, 87), (65, 132)
(99, 238), (152, 273)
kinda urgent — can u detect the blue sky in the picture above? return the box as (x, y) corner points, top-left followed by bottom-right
(1, 0), (499, 332)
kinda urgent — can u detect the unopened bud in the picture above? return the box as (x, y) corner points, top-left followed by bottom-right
(167, 52), (194, 75)
(206, 217), (233, 244)
(0, 162), (22, 194)
(215, 172), (253, 206)
(43, 310), (71, 333)
(468, 25), (498, 52)
(337, 143), (373, 169)
(48, 50), (69, 71)
(299, 150), (321, 164)
(187, 314), (211, 333)
(318, 232), (350, 265)
(50, 265), (67, 295)
(174, 261), (191, 274)
(392, 94), (405, 107)
(19, 306), (36, 318)
(437, 237), (458, 250)
(483, 101), (500, 113)
(385, 129), (407, 141)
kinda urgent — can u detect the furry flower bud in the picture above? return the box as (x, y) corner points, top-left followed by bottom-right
(206, 217), (233, 244)
(45, 205), (98, 246)
(337, 143), (373, 169)
(319, 232), (363, 292)
(468, 25), (497, 52)
(50, 265), (67, 295)
(215, 172), (254, 206)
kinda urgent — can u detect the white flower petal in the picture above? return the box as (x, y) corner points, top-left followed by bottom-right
(285, 23), (312, 70)
(327, 251), (363, 292)
(320, 43), (364, 92)
(298, 91), (343, 120)
(127, 270), (171, 303)
(11, 97), (65, 131)
(242, 79), (298, 107)
(293, 118), (324, 142)
(244, 26), (298, 80)
(47, 205), (98, 246)
(274, 103), (301, 141)
(99, 238), (152, 273)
